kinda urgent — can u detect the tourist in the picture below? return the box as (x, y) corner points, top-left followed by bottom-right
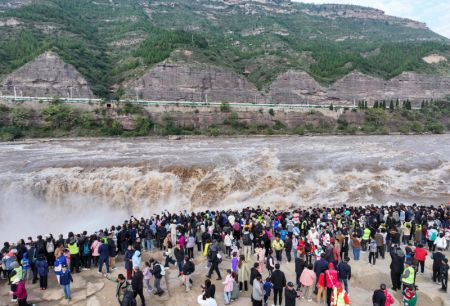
(98, 238), (111, 275)
(67, 236), (80, 274)
(186, 232), (196, 259)
(35, 255), (49, 290)
(121, 285), (137, 306)
(90, 236), (101, 267)
(164, 241), (176, 268)
(174, 242), (185, 274)
(294, 255), (305, 288)
(440, 258), (449, 292)
(369, 238), (378, 265)
(222, 269), (234, 305)
(271, 263), (286, 306)
(242, 230), (253, 261)
(284, 281), (298, 306)
(432, 249), (445, 284)
(299, 263), (316, 302)
(402, 285), (417, 306)
(262, 276), (273, 306)
(266, 249), (275, 276)
(202, 278), (215, 299)
(272, 235), (284, 262)
(414, 244), (428, 274)
(149, 258), (165, 296)
(350, 234), (361, 261)
(325, 263), (339, 306)
(337, 257), (351, 293)
(401, 262), (415, 290)
(197, 291), (217, 306)
(389, 244), (405, 291)
(131, 266), (145, 306)
(106, 273), (131, 305)
(330, 282), (349, 306)
(237, 255), (250, 291)
(11, 278), (33, 306)
(435, 232), (448, 251)
(182, 256), (195, 292)
(108, 233), (118, 270)
(251, 274), (264, 306)
(59, 264), (73, 302)
(206, 241), (222, 280)
(121, 245), (133, 281)
(142, 261), (153, 293)
(427, 226), (438, 251)
(372, 284), (386, 306)
(132, 246), (142, 270)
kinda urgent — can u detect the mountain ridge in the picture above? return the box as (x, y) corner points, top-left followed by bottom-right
(0, 0), (449, 101)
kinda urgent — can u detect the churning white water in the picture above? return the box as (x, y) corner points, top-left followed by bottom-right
(0, 135), (449, 241)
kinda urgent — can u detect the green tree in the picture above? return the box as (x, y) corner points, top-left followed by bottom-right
(329, 103), (334, 111)
(268, 108), (275, 116)
(389, 100), (394, 112)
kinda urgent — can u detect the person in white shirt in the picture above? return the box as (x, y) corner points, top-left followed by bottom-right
(434, 232), (448, 251)
(197, 292), (218, 306)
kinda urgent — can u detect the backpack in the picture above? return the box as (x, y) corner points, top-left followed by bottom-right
(157, 264), (166, 276)
(430, 231), (438, 241)
(83, 243), (90, 256)
(242, 234), (251, 246)
(46, 241), (54, 253)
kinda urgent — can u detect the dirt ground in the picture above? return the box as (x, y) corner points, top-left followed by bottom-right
(1, 248), (449, 306)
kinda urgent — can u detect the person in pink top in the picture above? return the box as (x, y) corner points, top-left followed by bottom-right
(299, 263), (316, 302)
(222, 269), (234, 305)
(256, 244), (265, 274)
(90, 237), (101, 267)
(12, 279), (32, 306)
(178, 234), (186, 249)
(325, 262), (339, 306)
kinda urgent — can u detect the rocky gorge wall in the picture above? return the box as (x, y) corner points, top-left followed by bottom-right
(1, 53), (449, 104)
(125, 63), (450, 104)
(0, 51), (94, 99)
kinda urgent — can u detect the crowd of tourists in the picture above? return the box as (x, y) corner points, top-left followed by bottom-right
(1, 203), (450, 306)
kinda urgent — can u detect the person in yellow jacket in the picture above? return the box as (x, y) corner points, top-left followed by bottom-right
(67, 237), (80, 273)
(362, 226), (371, 252)
(402, 262), (415, 290)
(331, 282), (350, 306)
(272, 235), (285, 262)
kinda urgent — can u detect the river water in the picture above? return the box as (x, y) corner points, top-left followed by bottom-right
(0, 135), (449, 241)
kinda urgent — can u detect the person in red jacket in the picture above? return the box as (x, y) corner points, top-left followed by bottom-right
(11, 279), (34, 306)
(326, 263), (339, 306)
(414, 244), (428, 273)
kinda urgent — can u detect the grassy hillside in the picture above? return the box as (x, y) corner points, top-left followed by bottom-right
(0, 0), (449, 97)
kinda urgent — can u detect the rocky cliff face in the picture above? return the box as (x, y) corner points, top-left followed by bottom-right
(0, 51), (94, 98)
(270, 71), (450, 104)
(125, 63), (450, 104)
(124, 63), (264, 103)
(301, 5), (427, 29)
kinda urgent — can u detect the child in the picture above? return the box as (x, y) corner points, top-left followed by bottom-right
(369, 239), (377, 265)
(143, 261), (153, 293)
(36, 255), (49, 290)
(59, 264), (73, 301)
(21, 253), (31, 282)
(222, 269), (234, 305)
(11, 278), (33, 306)
(402, 285), (417, 306)
(263, 277), (273, 306)
(231, 252), (239, 273)
(440, 258), (449, 292)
